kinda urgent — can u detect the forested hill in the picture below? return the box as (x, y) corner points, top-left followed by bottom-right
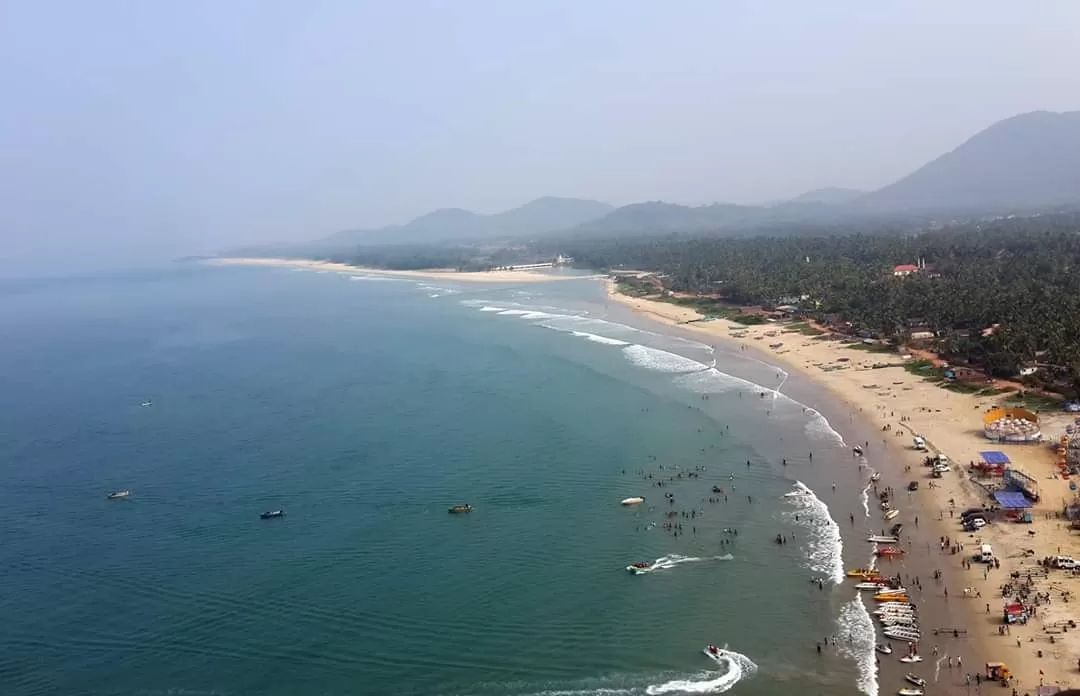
(562, 212), (1080, 388)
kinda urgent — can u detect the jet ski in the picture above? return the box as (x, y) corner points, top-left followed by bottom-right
(626, 561), (655, 574)
(702, 645), (725, 664)
(875, 644), (892, 655)
(260, 510), (284, 519)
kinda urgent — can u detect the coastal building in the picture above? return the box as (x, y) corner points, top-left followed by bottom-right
(893, 264), (920, 277)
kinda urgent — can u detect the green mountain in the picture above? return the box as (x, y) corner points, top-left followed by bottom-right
(319, 197), (613, 247)
(861, 110), (1080, 211)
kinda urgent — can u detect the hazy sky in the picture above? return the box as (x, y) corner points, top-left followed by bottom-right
(3, 1), (1080, 272)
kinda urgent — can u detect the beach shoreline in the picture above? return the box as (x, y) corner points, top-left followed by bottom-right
(605, 279), (1077, 696)
(205, 257), (597, 284)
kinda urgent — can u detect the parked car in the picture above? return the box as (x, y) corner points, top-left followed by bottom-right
(964, 518), (987, 531)
(907, 481), (920, 491)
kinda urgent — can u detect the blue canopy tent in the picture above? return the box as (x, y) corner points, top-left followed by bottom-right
(993, 491), (1033, 509)
(980, 451), (1011, 465)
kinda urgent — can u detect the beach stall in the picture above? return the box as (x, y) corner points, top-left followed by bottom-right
(973, 451), (1010, 477)
(993, 491), (1033, 522)
(1003, 468), (1040, 502)
(1002, 603), (1029, 625)
(983, 407), (1042, 443)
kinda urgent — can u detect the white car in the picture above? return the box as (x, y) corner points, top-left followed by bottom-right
(966, 518), (986, 530)
(1052, 556), (1078, 570)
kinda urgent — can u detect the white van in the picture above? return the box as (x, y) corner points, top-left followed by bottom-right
(913, 436), (928, 451)
(978, 544), (994, 563)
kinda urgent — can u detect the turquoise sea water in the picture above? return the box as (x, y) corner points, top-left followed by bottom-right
(1, 266), (884, 696)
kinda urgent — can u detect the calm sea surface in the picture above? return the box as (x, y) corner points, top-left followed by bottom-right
(0, 266), (884, 696)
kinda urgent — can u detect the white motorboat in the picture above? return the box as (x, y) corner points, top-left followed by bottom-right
(876, 609), (917, 618)
(885, 629), (922, 642)
(867, 535), (899, 543)
(107, 490), (131, 500)
(621, 497), (645, 506)
(884, 509), (900, 521)
(875, 644), (892, 655)
(874, 588), (908, 596)
(140, 400), (153, 407)
(855, 582), (891, 591)
(905, 674), (927, 687)
(626, 562), (655, 574)
(898, 689), (924, 696)
(898, 654), (925, 663)
(880, 618), (919, 628)
(702, 645), (726, 664)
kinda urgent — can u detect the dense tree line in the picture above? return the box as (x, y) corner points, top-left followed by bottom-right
(561, 213), (1080, 387)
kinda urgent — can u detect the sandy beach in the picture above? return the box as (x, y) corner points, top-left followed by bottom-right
(608, 280), (1078, 695)
(207, 257), (596, 284)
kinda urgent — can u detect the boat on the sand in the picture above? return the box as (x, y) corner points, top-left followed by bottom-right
(855, 582), (892, 591)
(884, 509), (900, 521)
(260, 510), (284, 519)
(875, 593), (910, 602)
(876, 546), (904, 557)
(626, 561), (655, 574)
(868, 535), (899, 543)
(905, 674), (927, 687)
(107, 490), (131, 500)
(846, 568), (878, 578)
(898, 689), (924, 696)
(875, 644), (893, 655)
(885, 628), (922, 642)
(448, 504), (474, 514)
(621, 497), (645, 506)
(898, 654), (924, 663)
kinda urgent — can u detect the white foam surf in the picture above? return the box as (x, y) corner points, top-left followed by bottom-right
(785, 481), (844, 584)
(571, 331), (631, 347)
(622, 345), (710, 374)
(836, 596), (880, 696)
(645, 648), (757, 695)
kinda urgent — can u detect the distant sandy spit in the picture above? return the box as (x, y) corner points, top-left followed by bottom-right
(205, 257), (596, 283)
(206, 257), (594, 284)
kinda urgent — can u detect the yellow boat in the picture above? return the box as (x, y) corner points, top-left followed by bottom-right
(874, 593), (909, 602)
(846, 568), (877, 578)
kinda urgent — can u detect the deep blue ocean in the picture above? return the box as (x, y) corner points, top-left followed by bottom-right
(0, 265), (885, 696)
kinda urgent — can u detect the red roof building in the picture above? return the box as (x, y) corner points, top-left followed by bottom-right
(893, 264), (920, 277)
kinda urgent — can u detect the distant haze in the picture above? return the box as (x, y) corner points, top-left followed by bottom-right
(2, 1), (1080, 273)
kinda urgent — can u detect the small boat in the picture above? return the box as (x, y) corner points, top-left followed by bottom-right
(702, 645), (725, 664)
(626, 562), (655, 574)
(140, 400), (153, 407)
(448, 504), (474, 514)
(876, 644), (893, 655)
(898, 689), (924, 696)
(260, 510), (284, 519)
(876, 546), (904, 557)
(621, 497), (645, 506)
(107, 490), (131, 500)
(898, 653), (925, 662)
(880, 617), (918, 628)
(846, 568), (878, 578)
(868, 535), (899, 543)
(875, 593), (910, 602)
(885, 632), (922, 643)
(905, 674), (927, 687)
(884, 509), (900, 521)
(855, 582), (890, 591)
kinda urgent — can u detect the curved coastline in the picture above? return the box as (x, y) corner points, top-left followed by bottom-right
(604, 280), (1076, 695)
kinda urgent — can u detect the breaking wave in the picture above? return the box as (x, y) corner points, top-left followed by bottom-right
(836, 596), (879, 696)
(784, 481), (844, 584)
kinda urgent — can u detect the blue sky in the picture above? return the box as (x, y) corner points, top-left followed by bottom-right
(2, 1), (1079, 272)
